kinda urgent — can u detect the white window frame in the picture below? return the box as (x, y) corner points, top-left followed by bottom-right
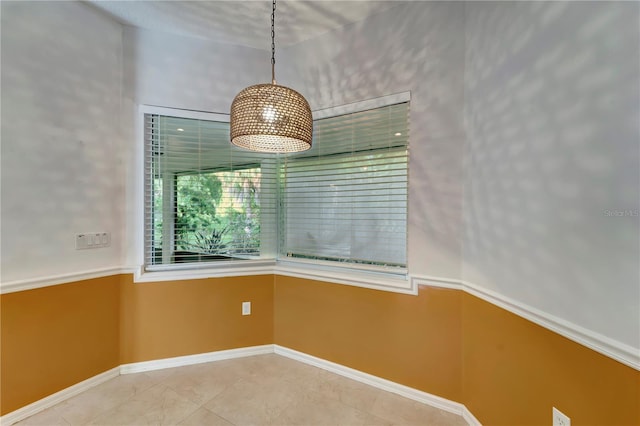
(134, 105), (276, 283)
(134, 93), (414, 294)
(275, 92), (412, 292)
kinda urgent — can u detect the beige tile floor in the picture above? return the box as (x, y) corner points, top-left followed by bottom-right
(17, 354), (467, 426)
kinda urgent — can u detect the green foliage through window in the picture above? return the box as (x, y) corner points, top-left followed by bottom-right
(174, 169), (261, 257)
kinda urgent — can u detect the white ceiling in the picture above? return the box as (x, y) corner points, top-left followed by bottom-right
(86, 0), (401, 49)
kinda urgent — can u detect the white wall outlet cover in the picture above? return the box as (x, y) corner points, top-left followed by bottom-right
(242, 301), (251, 316)
(553, 407), (570, 426)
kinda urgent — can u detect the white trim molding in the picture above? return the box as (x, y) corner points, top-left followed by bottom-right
(274, 345), (480, 425)
(276, 262), (416, 295)
(463, 407), (482, 426)
(119, 345), (274, 374)
(0, 268), (134, 294)
(413, 275), (640, 371)
(0, 263), (415, 294)
(412, 275), (464, 291)
(0, 367), (120, 426)
(138, 104), (230, 122)
(313, 91), (411, 120)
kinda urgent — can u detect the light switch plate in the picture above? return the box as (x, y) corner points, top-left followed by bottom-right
(242, 301), (251, 316)
(76, 233), (110, 249)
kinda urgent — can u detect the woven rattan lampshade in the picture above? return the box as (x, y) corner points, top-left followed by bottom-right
(230, 83), (312, 153)
(230, 0), (312, 153)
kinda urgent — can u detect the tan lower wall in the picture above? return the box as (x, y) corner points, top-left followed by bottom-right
(462, 292), (640, 426)
(275, 276), (640, 425)
(119, 274), (274, 364)
(2, 273), (639, 425)
(1, 276), (120, 415)
(273, 276), (464, 402)
(0, 274), (274, 415)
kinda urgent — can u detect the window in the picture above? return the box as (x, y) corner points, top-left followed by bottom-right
(144, 112), (277, 270)
(279, 101), (409, 272)
(142, 96), (409, 276)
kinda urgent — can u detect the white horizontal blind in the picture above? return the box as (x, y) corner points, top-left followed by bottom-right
(280, 102), (409, 269)
(144, 114), (277, 269)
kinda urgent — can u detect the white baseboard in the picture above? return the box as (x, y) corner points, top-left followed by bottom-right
(123, 344), (480, 425)
(0, 367), (120, 426)
(274, 345), (480, 425)
(1, 345), (481, 426)
(119, 345), (274, 374)
(462, 406), (482, 426)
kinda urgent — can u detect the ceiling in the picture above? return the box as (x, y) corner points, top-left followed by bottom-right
(85, 0), (400, 49)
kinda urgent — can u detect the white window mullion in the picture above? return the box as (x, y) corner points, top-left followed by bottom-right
(161, 171), (174, 265)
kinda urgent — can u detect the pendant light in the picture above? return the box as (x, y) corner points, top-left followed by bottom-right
(230, 0), (313, 153)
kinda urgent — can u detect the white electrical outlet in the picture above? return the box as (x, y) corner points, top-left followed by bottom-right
(242, 301), (251, 316)
(553, 407), (570, 426)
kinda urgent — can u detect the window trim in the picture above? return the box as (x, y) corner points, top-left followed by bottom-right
(135, 92), (412, 293)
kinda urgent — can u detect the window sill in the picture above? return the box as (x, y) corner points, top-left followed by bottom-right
(134, 259), (416, 294)
(274, 260), (416, 295)
(134, 260), (276, 283)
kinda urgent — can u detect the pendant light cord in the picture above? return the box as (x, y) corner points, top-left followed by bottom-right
(271, 0), (276, 84)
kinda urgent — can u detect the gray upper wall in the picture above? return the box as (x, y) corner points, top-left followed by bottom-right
(463, 1), (639, 350)
(1, 1), (124, 280)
